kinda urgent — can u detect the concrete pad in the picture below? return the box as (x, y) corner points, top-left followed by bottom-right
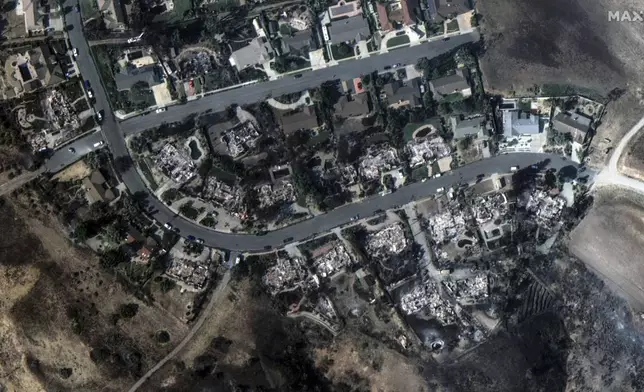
(152, 84), (172, 106)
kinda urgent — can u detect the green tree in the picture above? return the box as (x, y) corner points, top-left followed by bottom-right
(74, 221), (90, 242)
(103, 221), (125, 244)
(100, 248), (127, 268)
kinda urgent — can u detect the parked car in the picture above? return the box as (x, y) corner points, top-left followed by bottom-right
(68, 147), (76, 154)
(84, 80), (90, 89)
(155, 107), (166, 113)
(72, 48), (78, 57)
(510, 166), (519, 172)
(197, 238), (204, 244)
(283, 237), (294, 244)
(96, 110), (103, 122)
(293, 73), (303, 78)
(93, 141), (104, 148)
(436, 187), (445, 193)
(87, 89), (94, 99)
(187, 235), (196, 241)
(164, 223), (172, 230)
(433, 173), (442, 178)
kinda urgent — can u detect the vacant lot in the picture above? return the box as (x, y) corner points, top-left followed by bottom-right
(570, 188), (644, 312)
(0, 200), (188, 391)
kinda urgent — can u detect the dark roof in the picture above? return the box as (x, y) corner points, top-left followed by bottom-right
(383, 78), (422, 107)
(275, 106), (320, 134)
(427, 0), (471, 20)
(334, 93), (369, 117)
(328, 15), (370, 43)
(281, 31), (312, 54)
(429, 69), (470, 96)
(552, 112), (591, 142)
(114, 64), (161, 91)
(83, 170), (115, 202)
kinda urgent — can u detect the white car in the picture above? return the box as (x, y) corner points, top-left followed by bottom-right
(96, 111), (103, 122)
(164, 223), (172, 230)
(421, 178), (427, 183)
(87, 89), (94, 99)
(510, 166), (519, 172)
(155, 107), (166, 114)
(436, 187), (445, 193)
(93, 141), (104, 148)
(433, 173), (442, 178)
(72, 48), (78, 57)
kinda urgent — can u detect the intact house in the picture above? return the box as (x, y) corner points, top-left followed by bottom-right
(114, 63), (163, 92)
(274, 106), (321, 135)
(451, 116), (486, 140)
(82, 170), (115, 204)
(334, 78), (369, 118)
(229, 37), (274, 71)
(2, 45), (65, 100)
(551, 111), (591, 144)
(423, 0), (472, 22)
(382, 78), (422, 109)
(97, 0), (126, 30)
(429, 69), (471, 100)
(322, 1), (370, 45)
(376, 0), (420, 32)
(502, 110), (540, 138)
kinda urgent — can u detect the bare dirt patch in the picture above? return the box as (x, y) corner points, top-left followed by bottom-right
(0, 200), (188, 391)
(52, 160), (92, 182)
(569, 187), (644, 312)
(314, 331), (429, 392)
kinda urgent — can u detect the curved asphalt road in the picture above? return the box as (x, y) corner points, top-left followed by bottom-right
(134, 152), (573, 251)
(58, 8), (577, 252)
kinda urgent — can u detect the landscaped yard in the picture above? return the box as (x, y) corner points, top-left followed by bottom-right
(386, 34), (410, 49)
(446, 19), (460, 33)
(330, 43), (355, 60)
(139, 158), (159, 191)
(153, 0), (197, 23)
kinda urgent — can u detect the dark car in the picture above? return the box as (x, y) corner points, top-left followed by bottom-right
(84, 80), (91, 89)
(443, 37), (450, 41)
(384, 65), (392, 70)
(187, 235), (196, 241)
(293, 73), (303, 78)
(283, 237), (294, 244)
(264, 245), (272, 250)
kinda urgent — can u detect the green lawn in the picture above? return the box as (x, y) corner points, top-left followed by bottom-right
(411, 166), (428, 181)
(330, 43), (355, 60)
(139, 158), (159, 191)
(442, 92), (466, 103)
(446, 19), (459, 33)
(386, 35), (410, 48)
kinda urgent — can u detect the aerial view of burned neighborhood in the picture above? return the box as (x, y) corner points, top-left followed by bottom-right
(4, 0), (644, 390)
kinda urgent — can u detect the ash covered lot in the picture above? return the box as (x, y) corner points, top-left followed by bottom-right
(570, 188), (644, 312)
(477, 0), (644, 95)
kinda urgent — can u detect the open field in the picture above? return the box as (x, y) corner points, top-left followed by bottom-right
(478, 0), (639, 96)
(570, 188), (644, 312)
(0, 200), (188, 391)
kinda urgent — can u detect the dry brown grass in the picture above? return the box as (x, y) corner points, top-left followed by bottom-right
(313, 331), (429, 392)
(0, 200), (189, 391)
(52, 161), (92, 182)
(569, 188), (644, 313)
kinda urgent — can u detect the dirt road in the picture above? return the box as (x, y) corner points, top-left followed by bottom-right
(0, 168), (44, 197)
(127, 270), (231, 392)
